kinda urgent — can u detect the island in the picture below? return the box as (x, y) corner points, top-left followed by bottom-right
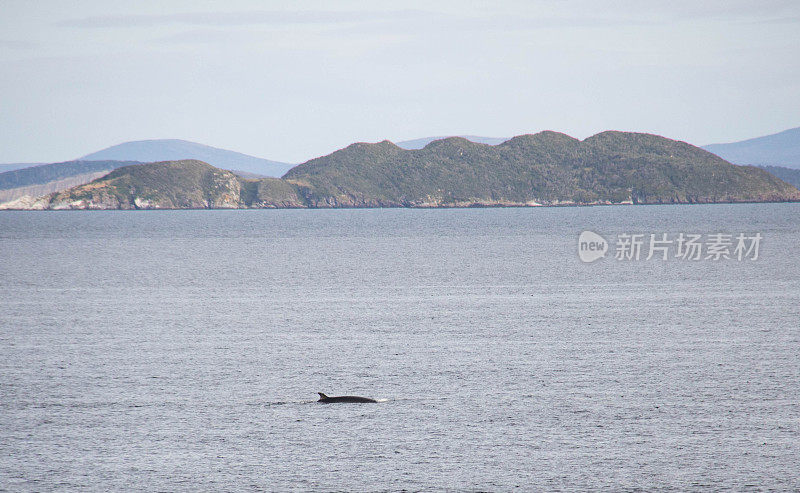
(4, 131), (799, 210)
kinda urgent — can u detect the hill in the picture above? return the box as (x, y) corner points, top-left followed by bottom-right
(703, 127), (800, 169)
(81, 139), (294, 177)
(284, 131), (800, 207)
(23, 160), (303, 210)
(0, 162), (44, 173)
(397, 135), (508, 150)
(0, 160), (140, 191)
(760, 165), (800, 190)
(0, 160), (140, 204)
(9, 131), (799, 210)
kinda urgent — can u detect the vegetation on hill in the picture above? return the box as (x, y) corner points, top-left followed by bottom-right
(397, 135), (508, 150)
(284, 131), (800, 206)
(45, 160), (241, 209)
(41, 160), (306, 210)
(10, 131), (800, 210)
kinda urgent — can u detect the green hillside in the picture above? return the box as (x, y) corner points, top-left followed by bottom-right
(17, 131), (800, 210)
(284, 131), (800, 206)
(44, 160), (305, 209)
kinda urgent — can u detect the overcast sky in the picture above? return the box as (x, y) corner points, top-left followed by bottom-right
(1, 0), (799, 163)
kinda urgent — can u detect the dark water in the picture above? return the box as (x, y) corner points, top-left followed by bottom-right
(1, 205), (799, 491)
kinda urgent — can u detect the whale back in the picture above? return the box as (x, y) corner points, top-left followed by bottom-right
(317, 392), (377, 403)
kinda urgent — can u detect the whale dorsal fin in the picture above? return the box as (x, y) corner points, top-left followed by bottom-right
(318, 392), (328, 400)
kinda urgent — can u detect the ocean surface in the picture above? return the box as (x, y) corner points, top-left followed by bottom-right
(1, 204), (799, 491)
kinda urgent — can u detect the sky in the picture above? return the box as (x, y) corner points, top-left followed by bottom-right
(1, 0), (799, 164)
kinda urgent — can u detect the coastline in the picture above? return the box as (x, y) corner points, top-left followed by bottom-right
(2, 196), (799, 211)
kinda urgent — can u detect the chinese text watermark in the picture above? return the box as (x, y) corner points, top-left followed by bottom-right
(578, 231), (762, 263)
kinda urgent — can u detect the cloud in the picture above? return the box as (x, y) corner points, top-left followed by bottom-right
(0, 39), (38, 50)
(754, 15), (800, 24)
(154, 28), (242, 45)
(560, 0), (800, 22)
(56, 10), (431, 28)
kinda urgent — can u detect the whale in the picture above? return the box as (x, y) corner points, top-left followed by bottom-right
(317, 392), (377, 403)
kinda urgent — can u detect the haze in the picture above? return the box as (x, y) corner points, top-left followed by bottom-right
(1, 0), (798, 163)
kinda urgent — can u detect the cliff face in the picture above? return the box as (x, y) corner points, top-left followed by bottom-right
(43, 160), (242, 209)
(6, 131), (800, 210)
(242, 178), (307, 208)
(27, 160), (308, 210)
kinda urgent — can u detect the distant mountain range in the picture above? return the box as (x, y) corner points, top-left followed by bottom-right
(703, 127), (800, 169)
(0, 160), (140, 204)
(6, 131), (798, 210)
(758, 165), (800, 189)
(397, 135), (508, 150)
(400, 127), (800, 173)
(0, 160), (140, 191)
(80, 139), (294, 177)
(0, 139), (295, 204)
(0, 162), (44, 174)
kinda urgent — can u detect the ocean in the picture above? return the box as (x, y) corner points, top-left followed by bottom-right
(1, 204), (799, 490)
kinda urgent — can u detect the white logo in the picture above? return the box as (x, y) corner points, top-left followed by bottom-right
(579, 231), (762, 263)
(578, 231), (608, 263)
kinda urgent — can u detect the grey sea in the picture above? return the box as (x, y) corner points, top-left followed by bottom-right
(1, 204), (799, 491)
